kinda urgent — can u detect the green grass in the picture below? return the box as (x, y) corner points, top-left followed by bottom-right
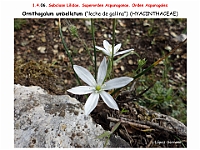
(14, 19), (27, 30)
(133, 52), (187, 125)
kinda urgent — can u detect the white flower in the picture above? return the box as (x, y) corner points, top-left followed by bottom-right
(67, 57), (133, 116)
(95, 40), (134, 57)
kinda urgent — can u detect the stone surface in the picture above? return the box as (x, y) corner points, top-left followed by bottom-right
(14, 84), (130, 148)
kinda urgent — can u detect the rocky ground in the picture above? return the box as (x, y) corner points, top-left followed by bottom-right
(14, 18), (187, 148)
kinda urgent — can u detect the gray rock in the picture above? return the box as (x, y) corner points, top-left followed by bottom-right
(14, 84), (130, 148)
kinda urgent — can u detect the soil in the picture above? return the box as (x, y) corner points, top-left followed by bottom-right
(14, 18), (187, 148)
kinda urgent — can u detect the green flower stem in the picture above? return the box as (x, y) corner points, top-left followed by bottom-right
(111, 19), (117, 78)
(91, 19), (97, 80)
(58, 19), (81, 86)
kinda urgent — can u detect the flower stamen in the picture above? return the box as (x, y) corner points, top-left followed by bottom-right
(95, 85), (101, 91)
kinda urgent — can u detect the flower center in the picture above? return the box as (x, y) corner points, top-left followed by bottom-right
(95, 85), (101, 91)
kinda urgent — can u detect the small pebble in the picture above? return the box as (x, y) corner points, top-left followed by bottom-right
(115, 30), (120, 34)
(62, 26), (67, 32)
(79, 48), (84, 53)
(64, 79), (68, 84)
(128, 60), (134, 65)
(118, 20), (126, 27)
(165, 45), (172, 51)
(115, 69), (120, 73)
(55, 20), (58, 26)
(120, 66), (125, 71)
(52, 49), (58, 55)
(85, 20), (91, 26)
(164, 32), (169, 36)
(143, 20), (151, 26)
(170, 31), (177, 38)
(58, 53), (65, 60)
(37, 46), (46, 53)
(54, 44), (59, 49)
(135, 33), (140, 36)
(103, 34), (108, 38)
(97, 61), (100, 66)
(41, 37), (46, 42)
(28, 35), (34, 38)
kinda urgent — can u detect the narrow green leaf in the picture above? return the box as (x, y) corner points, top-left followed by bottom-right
(114, 50), (137, 64)
(96, 131), (111, 139)
(111, 121), (121, 134)
(58, 19), (81, 85)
